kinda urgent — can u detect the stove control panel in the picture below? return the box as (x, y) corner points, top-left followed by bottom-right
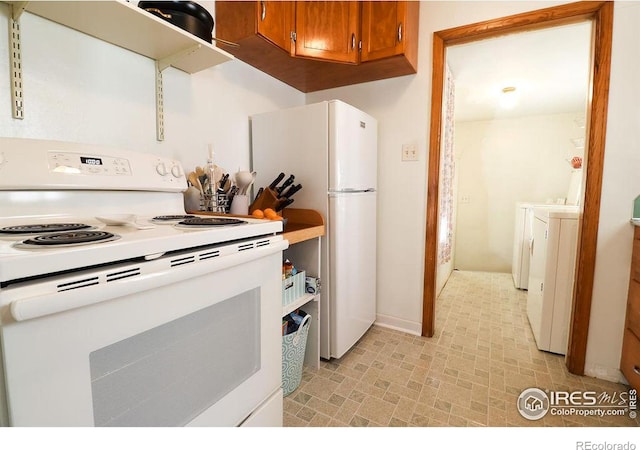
(48, 152), (132, 176)
(0, 138), (187, 192)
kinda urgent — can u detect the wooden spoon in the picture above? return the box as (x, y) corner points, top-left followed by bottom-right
(188, 172), (204, 194)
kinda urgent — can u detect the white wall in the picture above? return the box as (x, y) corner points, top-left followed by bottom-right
(309, 0), (639, 382)
(454, 113), (582, 272)
(0, 2), (304, 177)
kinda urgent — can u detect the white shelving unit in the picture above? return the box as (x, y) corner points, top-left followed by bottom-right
(283, 241), (321, 370)
(4, 0), (234, 139)
(283, 293), (316, 317)
(281, 209), (325, 370)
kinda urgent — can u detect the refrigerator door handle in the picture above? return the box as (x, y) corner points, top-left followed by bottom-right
(328, 188), (376, 194)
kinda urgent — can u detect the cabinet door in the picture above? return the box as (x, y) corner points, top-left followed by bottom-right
(360, 1), (407, 62)
(294, 1), (360, 64)
(257, 1), (294, 52)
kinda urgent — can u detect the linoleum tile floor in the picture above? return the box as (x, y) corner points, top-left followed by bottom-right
(283, 271), (639, 427)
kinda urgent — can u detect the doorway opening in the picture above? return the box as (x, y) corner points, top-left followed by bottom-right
(422, 2), (613, 375)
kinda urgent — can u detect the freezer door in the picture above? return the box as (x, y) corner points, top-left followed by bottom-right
(328, 100), (378, 192)
(328, 191), (376, 359)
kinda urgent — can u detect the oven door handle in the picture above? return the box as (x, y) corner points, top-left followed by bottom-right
(10, 240), (289, 322)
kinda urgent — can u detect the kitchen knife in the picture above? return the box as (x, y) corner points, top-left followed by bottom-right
(276, 175), (295, 195)
(268, 172), (285, 189)
(280, 183), (302, 199)
(275, 198), (294, 212)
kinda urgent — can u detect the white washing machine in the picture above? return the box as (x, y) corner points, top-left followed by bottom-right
(511, 202), (578, 290)
(512, 167), (583, 290)
(526, 206), (579, 354)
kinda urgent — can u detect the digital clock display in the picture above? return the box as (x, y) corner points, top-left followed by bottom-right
(80, 157), (103, 166)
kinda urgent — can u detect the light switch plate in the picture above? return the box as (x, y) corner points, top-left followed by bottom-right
(402, 144), (418, 161)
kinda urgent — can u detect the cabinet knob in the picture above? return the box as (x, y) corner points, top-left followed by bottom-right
(634, 365), (640, 376)
(351, 33), (356, 50)
(261, 1), (266, 21)
(398, 23), (403, 43)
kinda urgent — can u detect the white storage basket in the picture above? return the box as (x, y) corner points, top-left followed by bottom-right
(282, 271), (305, 306)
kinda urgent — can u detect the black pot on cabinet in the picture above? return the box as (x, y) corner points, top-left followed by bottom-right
(138, 1), (214, 43)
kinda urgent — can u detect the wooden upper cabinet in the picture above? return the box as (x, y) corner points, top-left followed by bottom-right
(214, 1), (419, 92)
(361, 1), (406, 62)
(257, 1), (294, 53)
(294, 1), (360, 64)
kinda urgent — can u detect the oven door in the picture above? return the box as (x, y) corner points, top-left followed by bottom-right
(0, 240), (287, 426)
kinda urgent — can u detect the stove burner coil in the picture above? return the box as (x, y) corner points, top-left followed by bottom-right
(22, 230), (118, 246)
(178, 218), (246, 227)
(0, 223), (92, 234)
(152, 215), (196, 221)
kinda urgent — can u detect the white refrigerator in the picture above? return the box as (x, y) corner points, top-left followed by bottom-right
(251, 100), (377, 359)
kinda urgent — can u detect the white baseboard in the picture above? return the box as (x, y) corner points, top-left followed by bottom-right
(584, 364), (627, 385)
(375, 313), (422, 336)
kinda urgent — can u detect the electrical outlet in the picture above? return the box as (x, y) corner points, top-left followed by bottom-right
(402, 144), (418, 161)
(460, 195), (471, 204)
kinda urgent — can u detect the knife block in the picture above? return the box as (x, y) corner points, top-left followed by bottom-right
(249, 187), (280, 213)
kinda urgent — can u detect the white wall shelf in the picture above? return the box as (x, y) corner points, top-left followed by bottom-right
(4, 0), (234, 139)
(16, 0), (234, 73)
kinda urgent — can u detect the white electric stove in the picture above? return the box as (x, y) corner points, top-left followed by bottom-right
(0, 138), (286, 427)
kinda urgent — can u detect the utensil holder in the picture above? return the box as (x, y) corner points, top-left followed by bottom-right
(230, 194), (249, 215)
(215, 192), (229, 213)
(201, 193), (216, 211)
(200, 192), (228, 213)
(183, 186), (201, 212)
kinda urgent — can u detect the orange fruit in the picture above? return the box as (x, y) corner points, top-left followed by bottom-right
(263, 208), (277, 219)
(251, 209), (265, 219)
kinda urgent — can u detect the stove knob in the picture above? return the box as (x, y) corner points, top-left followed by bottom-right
(171, 165), (183, 178)
(155, 162), (168, 176)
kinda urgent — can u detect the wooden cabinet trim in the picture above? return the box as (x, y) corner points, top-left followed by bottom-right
(633, 230), (640, 282)
(626, 278), (640, 340)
